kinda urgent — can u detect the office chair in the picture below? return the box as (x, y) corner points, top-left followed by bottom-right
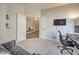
(73, 41), (79, 55)
(57, 30), (74, 55)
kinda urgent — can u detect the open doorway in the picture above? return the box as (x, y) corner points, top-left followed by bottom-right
(26, 16), (39, 39)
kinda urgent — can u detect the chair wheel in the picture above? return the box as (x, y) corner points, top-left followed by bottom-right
(67, 48), (73, 53)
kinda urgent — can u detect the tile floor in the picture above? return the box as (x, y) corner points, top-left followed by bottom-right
(17, 38), (79, 55)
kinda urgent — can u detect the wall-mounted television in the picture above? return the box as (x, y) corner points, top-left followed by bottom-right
(54, 19), (66, 25)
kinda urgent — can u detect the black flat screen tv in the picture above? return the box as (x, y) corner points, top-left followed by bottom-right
(54, 19), (66, 25)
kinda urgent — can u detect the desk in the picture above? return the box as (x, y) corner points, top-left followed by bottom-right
(68, 34), (79, 45)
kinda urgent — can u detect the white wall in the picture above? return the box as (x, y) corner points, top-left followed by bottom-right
(0, 4), (7, 44)
(0, 4), (27, 44)
(24, 6), (41, 16)
(6, 4), (25, 42)
(74, 17), (79, 25)
(40, 4), (79, 41)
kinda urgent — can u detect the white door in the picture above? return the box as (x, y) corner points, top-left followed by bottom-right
(17, 15), (26, 42)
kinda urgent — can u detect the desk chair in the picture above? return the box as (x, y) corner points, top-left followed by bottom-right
(57, 30), (74, 55)
(73, 41), (79, 55)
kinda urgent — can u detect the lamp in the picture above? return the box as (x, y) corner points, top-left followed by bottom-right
(6, 14), (10, 20)
(6, 14), (10, 29)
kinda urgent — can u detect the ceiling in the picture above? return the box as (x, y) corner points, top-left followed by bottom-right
(19, 3), (68, 10)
